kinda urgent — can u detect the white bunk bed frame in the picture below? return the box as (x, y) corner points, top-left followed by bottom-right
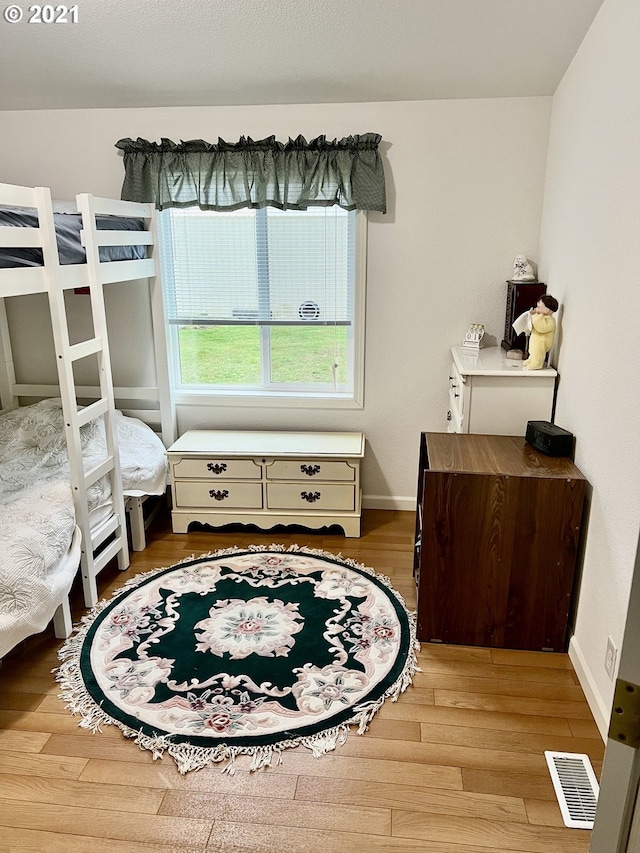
(0, 182), (175, 631)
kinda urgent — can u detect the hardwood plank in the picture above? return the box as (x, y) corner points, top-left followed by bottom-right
(387, 686), (435, 705)
(0, 729), (50, 753)
(267, 751), (464, 790)
(418, 644), (494, 663)
(435, 690), (593, 719)
(415, 658), (577, 685)
(0, 709), (123, 738)
(0, 674), (59, 695)
(0, 772), (165, 814)
(391, 809), (590, 852)
(82, 735), (462, 796)
(0, 799), (212, 846)
(341, 539), (414, 552)
(0, 690), (46, 712)
(80, 759), (299, 797)
(419, 722), (605, 761)
(160, 790), (392, 836)
(338, 733), (550, 774)
(0, 750), (87, 780)
(415, 674), (585, 700)
(525, 798), (566, 827)
(0, 658), (63, 679)
(386, 579), (417, 600)
(462, 768), (558, 801)
(377, 701), (574, 736)
(41, 733), (159, 763)
(1, 637), (62, 668)
(338, 545), (414, 563)
(490, 649), (573, 669)
(294, 775), (528, 822)
(206, 821), (534, 853)
(568, 718), (604, 739)
(32, 693), (79, 714)
(364, 717), (422, 741)
(0, 827), (206, 853)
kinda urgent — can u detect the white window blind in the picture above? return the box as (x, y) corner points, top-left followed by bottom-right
(160, 207), (354, 328)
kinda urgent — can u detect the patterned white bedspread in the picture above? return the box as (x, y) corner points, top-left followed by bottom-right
(0, 399), (167, 657)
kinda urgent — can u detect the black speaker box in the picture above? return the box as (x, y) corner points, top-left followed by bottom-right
(526, 421), (574, 457)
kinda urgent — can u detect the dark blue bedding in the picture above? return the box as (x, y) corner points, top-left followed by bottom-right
(0, 208), (146, 268)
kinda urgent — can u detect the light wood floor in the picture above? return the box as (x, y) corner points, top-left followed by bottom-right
(0, 509), (604, 852)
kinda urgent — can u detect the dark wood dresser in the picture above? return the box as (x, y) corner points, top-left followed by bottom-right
(413, 432), (586, 651)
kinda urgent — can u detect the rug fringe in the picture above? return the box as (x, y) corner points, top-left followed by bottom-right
(55, 646), (420, 775)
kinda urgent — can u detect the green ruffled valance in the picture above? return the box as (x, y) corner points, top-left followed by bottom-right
(114, 134), (386, 214)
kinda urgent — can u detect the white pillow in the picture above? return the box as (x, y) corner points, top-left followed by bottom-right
(52, 200), (78, 214)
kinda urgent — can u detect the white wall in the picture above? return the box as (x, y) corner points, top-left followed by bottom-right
(539, 0), (640, 734)
(1, 97), (551, 504)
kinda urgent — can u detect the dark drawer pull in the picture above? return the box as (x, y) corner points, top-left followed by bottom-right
(301, 491), (321, 503)
(300, 464), (321, 477)
(207, 462), (228, 475)
(209, 489), (229, 501)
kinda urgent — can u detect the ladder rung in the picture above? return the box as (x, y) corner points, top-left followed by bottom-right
(69, 338), (102, 362)
(84, 455), (116, 489)
(91, 513), (119, 549)
(93, 535), (127, 573)
(77, 398), (108, 427)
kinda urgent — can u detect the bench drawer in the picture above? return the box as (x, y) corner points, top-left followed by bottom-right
(267, 459), (356, 482)
(266, 483), (356, 511)
(174, 481), (263, 509)
(171, 457), (262, 480)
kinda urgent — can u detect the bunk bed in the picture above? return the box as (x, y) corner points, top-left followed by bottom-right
(0, 182), (175, 657)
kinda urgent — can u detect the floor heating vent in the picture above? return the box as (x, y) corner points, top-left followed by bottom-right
(544, 751), (600, 829)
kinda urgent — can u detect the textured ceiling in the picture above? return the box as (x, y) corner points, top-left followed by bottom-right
(0, 0), (604, 110)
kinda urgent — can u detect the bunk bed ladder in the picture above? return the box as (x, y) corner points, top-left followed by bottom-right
(39, 188), (129, 608)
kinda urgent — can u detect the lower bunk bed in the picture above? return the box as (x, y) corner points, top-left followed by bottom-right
(0, 398), (167, 658)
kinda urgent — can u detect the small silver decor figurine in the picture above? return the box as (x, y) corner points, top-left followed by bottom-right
(512, 255), (536, 281)
(462, 323), (485, 350)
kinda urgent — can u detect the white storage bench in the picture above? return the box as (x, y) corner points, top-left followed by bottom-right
(168, 430), (365, 537)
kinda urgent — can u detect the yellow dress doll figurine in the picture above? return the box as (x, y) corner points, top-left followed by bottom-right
(523, 294), (559, 370)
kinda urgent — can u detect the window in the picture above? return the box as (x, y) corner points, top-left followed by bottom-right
(158, 206), (366, 408)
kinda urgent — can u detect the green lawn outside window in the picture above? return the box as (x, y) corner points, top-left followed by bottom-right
(178, 326), (347, 387)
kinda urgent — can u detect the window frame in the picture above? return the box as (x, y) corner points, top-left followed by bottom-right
(161, 209), (367, 411)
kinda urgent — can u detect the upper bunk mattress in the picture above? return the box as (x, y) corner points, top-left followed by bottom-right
(0, 208), (146, 268)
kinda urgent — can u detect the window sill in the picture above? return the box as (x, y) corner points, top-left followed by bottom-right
(174, 390), (364, 410)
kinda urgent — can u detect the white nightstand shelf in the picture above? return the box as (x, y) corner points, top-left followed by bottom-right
(168, 430), (365, 537)
(448, 346), (557, 435)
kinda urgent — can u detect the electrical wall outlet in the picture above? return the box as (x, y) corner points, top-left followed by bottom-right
(605, 636), (617, 680)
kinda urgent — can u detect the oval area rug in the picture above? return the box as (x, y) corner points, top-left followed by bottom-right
(56, 545), (419, 773)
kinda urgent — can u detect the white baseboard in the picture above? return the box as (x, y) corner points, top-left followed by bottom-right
(362, 495), (416, 512)
(568, 634), (611, 743)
